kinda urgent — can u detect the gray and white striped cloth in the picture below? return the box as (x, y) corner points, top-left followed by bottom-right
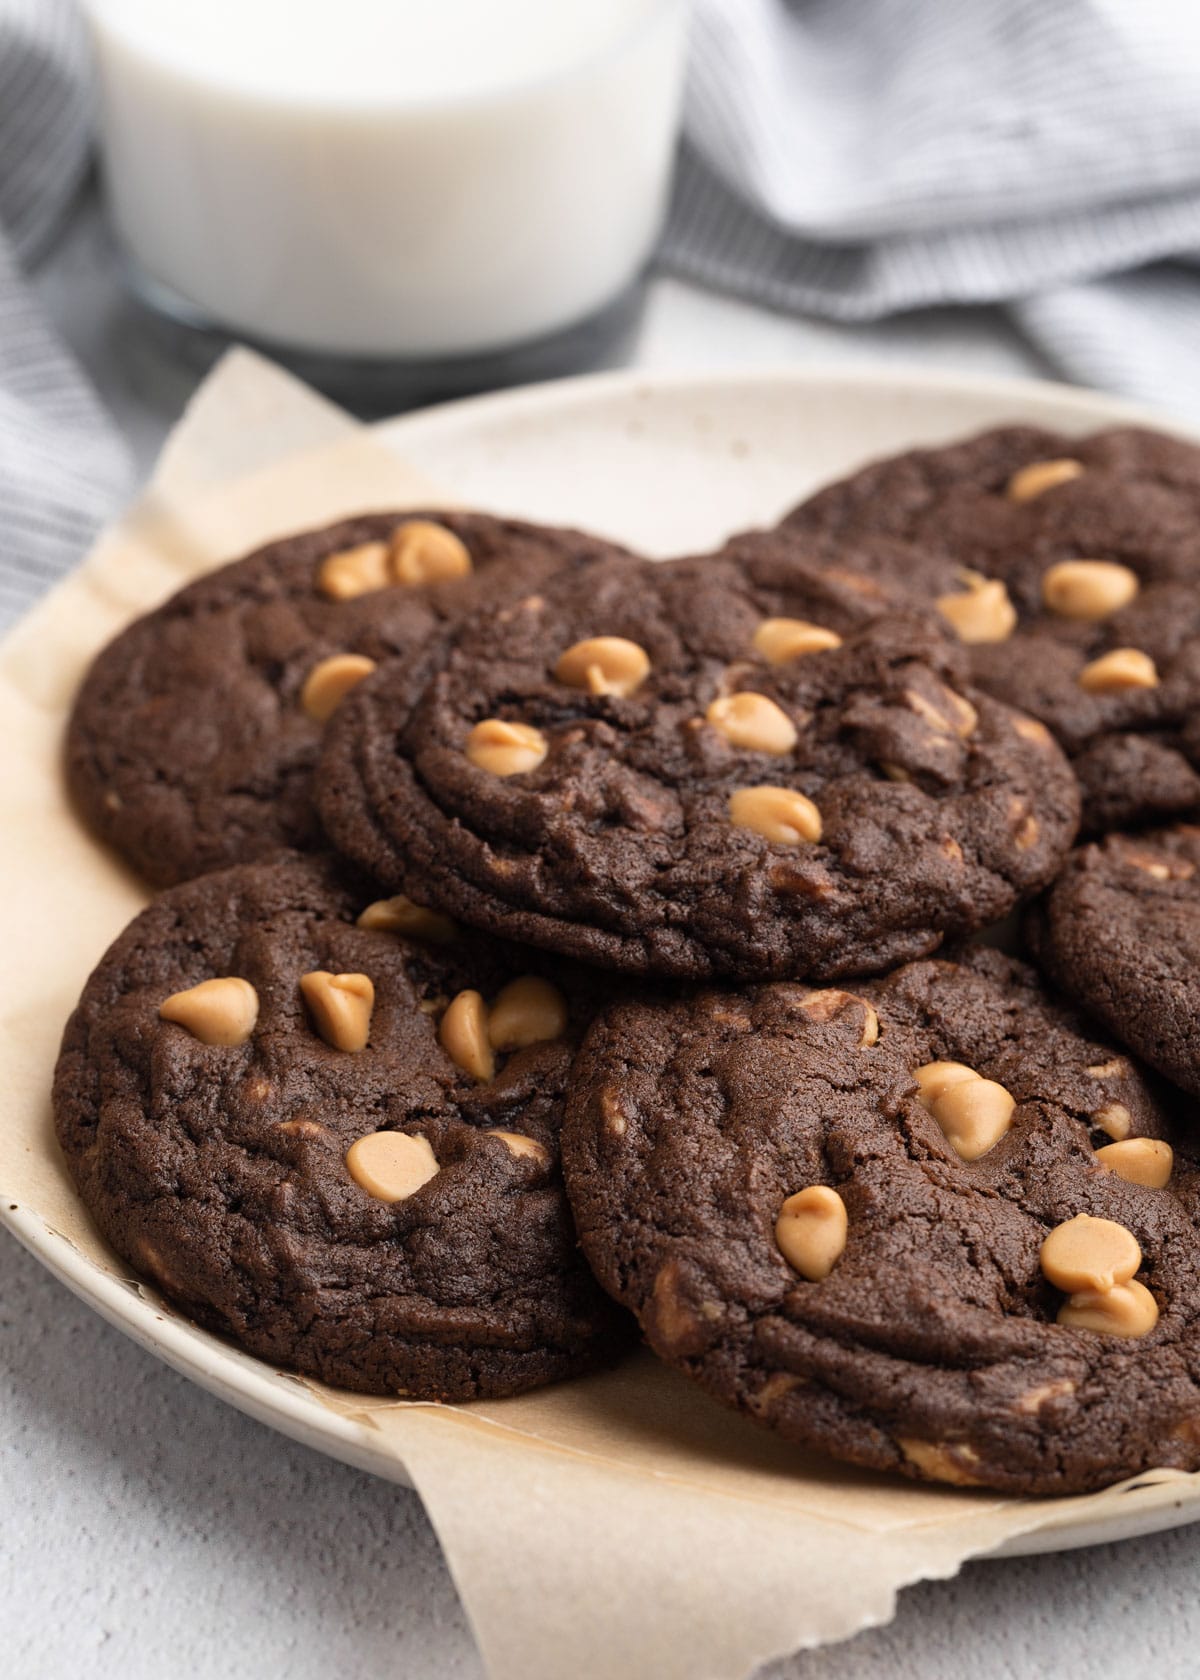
(665, 0), (1200, 413)
(0, 0), (130, 628)
(4, 0), (1200, 629)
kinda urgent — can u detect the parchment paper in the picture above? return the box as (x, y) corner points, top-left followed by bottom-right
(3, 347), (1196, 1680)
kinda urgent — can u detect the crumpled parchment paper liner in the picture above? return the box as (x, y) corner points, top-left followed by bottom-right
(2, 347), (1195, 1680)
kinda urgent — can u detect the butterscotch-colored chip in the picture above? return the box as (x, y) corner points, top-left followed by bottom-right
(927, 1076), (1015, 1161)
(485, 1129), (551, 1167)
(728, 785), (821, 845)
(913, 1060), (980, 1106)
(936, 574), (1017, 644)
(554, 636), (650, 697)
(906, 687), (978, 739)
(1058, 1279), (1159, 1339)
(1077, 647), (1158, 693)
(1014, 1377), (1076, 1414)
(300, 970), (374, 1053)
(1040, 1213), (1141, 1294)
(274, 1118), (325, 1139)
(797, 989), (879, 1046)
(300, 653), (377, 723)
(345, 1131), (439, 1202)
(465, 718), (548, 776)
(1013, 714), (1053, 747)
(1041, 559), (1139, 621)
(487, 976), (569, 1051)
(159, 977), (259, 1046)
(1095, 1138), (1174, 1189)
(317, 540), (389, 600)
(1093, 1101), (1132, 1141)
(1007, 457), (1084, 502)
(897, 1438), (985, 1487)
(389, 519), (472, 585)
(1086, 1056), (1126, 1080)
(1119, 847), (1194, 882)
(439, 989), (495, 1082)
(357, 894), (457, 943)
(706, 692), (798, 755)
(753, 618), (842, 664)
(775, 1186), (848, 1281)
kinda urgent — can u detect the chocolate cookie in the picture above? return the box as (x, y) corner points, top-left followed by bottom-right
(53, 850), (629, 1399)
(316, 549), (1080, 981)
(781, 425), (1200, 832)
(562, 948), (1200, 1495)
(66, 510), (625, 886)
(1029, 826), (1200, 1100)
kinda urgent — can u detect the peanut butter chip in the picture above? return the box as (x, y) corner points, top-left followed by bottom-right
(913, 1060), (978, 1103)
(1040, 1214), (1141, 1294)
(317, 540), (389, 600)
(753, 618), (842, 663)
(1013, 714), (1053, 747)
(345, 1131), (439, 1202)
(1078, 647), (1159, 693)
(906, 687), (977, 738)
(775, 1186), (848, 1281)
(465, 718), (548, 776)
(554, 636), (650, 697)
(728, 785), (821, 845)
(930, 1078), (1015, 1160)
(1042, 559), (1140, 622)
(439, 989), (495, 1082)
(1057, 1280), (1159, 1339)
(706, 692), (798, 755)
(389, 519), (472, 585)
(1007, 457), (1085, 502)
(1015, 1377), (1076, 1415)
(1094, 1101), (1132, 1140)
(357, 894), (457, 943)
(300, 971), (374, 1053)
(485, 1129), (551, 1167)
(1087, 1056), (1126, 1080)
(300, 653), (377, 723)
(1120, 846), (1194, 881)
(487, 976), (569, 1051)
(1095, 1138), (1174, 1189)
(935, 574), (1017, 644)
(897, 1439), (984, 1487)
(159, 977), (259, 1046)
(797, 989), (879, 1046)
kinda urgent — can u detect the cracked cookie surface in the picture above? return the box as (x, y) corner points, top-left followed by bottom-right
(561, 948), (1200, 1495)
(782, 424), (1200, 832)
(53, 850), (629, 1399)
(316, 550), (1079, 981)
(67, 510), (626, 886)
(1029, 825), (1200, 1101)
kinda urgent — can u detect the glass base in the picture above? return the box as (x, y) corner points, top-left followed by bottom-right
(120, 262), (649, 416)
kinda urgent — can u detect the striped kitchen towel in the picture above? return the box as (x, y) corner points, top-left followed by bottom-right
(0, 0), (130, 630)
(668, 0), (1200, 421)
(4, 0), (1200, 629)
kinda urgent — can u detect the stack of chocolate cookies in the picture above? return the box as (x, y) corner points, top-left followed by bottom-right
(55, 426), (1200, 1497)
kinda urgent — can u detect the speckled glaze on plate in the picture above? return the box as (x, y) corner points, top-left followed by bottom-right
(7, 363), (1200, 1554)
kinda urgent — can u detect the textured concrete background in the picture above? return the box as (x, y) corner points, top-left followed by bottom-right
(6, 197), (1200, 1679)
(8, 1236), (1200, 1679)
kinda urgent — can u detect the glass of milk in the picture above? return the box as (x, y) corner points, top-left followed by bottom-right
(83, 0), (688, 396)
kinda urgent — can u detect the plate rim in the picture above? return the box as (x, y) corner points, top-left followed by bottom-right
(10, 357), (1200, 1561)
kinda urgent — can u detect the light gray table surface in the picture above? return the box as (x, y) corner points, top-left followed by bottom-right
(5, 195), (1198, 1680)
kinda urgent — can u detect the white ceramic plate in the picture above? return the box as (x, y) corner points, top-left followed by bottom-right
(8, 364), (1200, 1558)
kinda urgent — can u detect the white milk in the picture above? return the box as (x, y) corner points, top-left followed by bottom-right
(85, 0), (687, 358)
